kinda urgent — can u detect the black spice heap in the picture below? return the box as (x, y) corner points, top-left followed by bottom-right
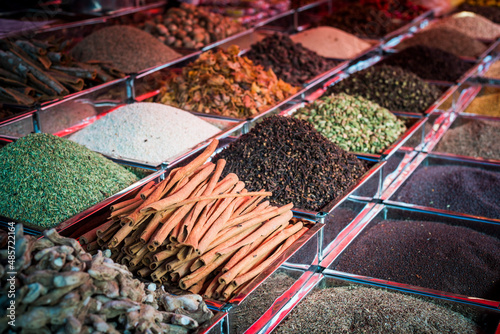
(379, 46), (473, 82)
(214, 115), (367, 211)
(245, 33), (338, 86)
(326, 65), (442, 113)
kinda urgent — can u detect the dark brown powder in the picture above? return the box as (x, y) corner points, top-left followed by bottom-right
(275, 285), (480, 333)
(395, 26), (488, 58)
(334, 220), (500, 300)
(70, 25), (181, 73)
(434, 118), (500, 160)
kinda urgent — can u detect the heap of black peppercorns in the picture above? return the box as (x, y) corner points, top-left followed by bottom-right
(213, 115), (367, 211)
(378, 46), (473, 82)
(326, 65), (442, 113)
(245, 34), (338, 86)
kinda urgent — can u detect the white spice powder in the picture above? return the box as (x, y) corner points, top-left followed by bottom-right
(69, 102), (220, 165)
(290, 26), (372, 59)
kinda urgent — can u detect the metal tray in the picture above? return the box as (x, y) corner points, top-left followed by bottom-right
(426, 112), (500, 163)
(381, 152), (500, 221)
(193, 311), (228, 334)
(321, 203), (500, 309)
(266, 272), (500, 334)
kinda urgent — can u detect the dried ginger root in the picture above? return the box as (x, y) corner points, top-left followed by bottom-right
(1, 224), (213, 333)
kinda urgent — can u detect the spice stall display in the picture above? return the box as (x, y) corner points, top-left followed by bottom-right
(0, 38), (124, 107)
(0, 224), (214, 333)
(0, 133), (139, 230)
(214, 116), (367, 211)
(457, 3), (500, 24)
(293, 93), (407, 154)
(68, 102), (221, 166)
(156, 46), (300, 119)
(462, 92), (500, 117)
(378, 45), (474, 82)
(80, 140), (313, 302)
(244, 33), (338, 86)
(326, 65), (442, 113)
(136, 3), (245, 49)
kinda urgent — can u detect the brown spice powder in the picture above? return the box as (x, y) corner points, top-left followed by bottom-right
(463, 93), (500, 117)
(275, 286), (480, 333)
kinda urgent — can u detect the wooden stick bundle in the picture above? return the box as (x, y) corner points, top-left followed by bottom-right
(91, 139), (309, 301)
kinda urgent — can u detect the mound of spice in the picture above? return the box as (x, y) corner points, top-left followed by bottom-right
(319, 3), (404, 38)
(289, 26), (372, 60)
(0, 133), (138, 229)
(294, 93), (407, 154)
(434, 118), (500, 160)
(6, 224), (213, 333)
(393, 165), (500, 219)
(395, 26), (488, 58)
(326, 65), (442, 113)
(138, 3), (244, 49)
(334, 220), (500, 299)
(157, 46), (299, 118)
(457, 4), (500, 24)
(379, 46), (473, 82)
(244, 33), (338, 86)
(432, 11), (500, 40)
(214, 115), (367, 211)
(463, 93), (500, 117)
(0, 38), (124, 106)
(69, 102), (220, 166)
(275, 286), (480, 333)
(70, 25), (181, 73)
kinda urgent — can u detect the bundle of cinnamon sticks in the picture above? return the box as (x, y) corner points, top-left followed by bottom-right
(0, 38), (124, 107)
(80, 139), (310, 301)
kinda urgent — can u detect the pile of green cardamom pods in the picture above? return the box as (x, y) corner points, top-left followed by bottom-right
(294, 93), (407, 154)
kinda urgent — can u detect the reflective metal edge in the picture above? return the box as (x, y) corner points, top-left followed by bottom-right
(320, 201), (379, 261)
(321, 270), (500, 310)
(379, 151), (427, 201)
(247, 270), (322, 334)
(193, 311), (228, 334)
(383, 9), (434, 43)
(381, 149), (420, 194)
(227, 222), (324, 306)
(320, 160), (386, 214)
(383, 199), (500, 224)
(422, 110), (457, 152)
(0, 109), (37, 133)
(319, 203), (384, 268)
(55, 168), (165, 236)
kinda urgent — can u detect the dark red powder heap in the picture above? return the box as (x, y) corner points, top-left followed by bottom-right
(393, 165), (500, 219)
(334, 220), (500, 300)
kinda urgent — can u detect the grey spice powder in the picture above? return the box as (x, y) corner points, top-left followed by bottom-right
(0, 133), (139, 229)
(275, 286), (480, 334)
